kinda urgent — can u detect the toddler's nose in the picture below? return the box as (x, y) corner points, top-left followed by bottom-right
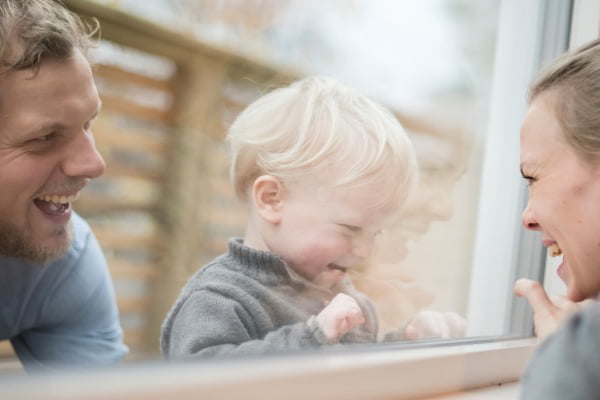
(353, 236), (374, 259)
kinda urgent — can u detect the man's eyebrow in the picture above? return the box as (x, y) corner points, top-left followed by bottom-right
(28, 122), (63, 136)
(27, 102), (102, 136)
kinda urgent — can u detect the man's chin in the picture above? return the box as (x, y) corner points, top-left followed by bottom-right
(0, 221), (73, 265)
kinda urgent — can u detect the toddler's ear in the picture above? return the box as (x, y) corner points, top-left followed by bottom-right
(252, 175), (285, 224)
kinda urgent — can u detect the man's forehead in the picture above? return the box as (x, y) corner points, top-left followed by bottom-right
(0, 61), (100, 140)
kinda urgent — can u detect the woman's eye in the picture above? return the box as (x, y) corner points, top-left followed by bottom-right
(522, 175), (536, 185)
(520, 168), (536, 185)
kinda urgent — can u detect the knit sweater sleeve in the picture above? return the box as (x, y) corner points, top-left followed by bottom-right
(519, 304), (600, 399)
(161, 288), (328, 359)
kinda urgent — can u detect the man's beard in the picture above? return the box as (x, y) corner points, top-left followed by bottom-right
(0, 220), (73, 265)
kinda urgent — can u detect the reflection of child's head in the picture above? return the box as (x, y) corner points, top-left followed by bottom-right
(227, 76), (417, 287)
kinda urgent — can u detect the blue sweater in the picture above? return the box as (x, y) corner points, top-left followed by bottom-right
(0, 213), (128, 370)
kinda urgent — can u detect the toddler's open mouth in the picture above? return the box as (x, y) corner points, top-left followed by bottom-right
(328, 263), (348, 272)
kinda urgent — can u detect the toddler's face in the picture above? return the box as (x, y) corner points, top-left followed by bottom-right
(270, 180), (397, 289)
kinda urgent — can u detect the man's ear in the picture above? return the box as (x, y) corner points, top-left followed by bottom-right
(252, 175), (285, 224)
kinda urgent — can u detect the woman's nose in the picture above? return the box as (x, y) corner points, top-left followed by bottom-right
(429, 190), (454, 221)
(521, 201), (540, 231)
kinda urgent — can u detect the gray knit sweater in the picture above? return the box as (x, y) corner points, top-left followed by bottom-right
(160, 238), (379, 359)
(519, 302), (600, 399)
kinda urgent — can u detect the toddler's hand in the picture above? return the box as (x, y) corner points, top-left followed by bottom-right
(316, 293), (365, 342)
(403, 310), (466, 340)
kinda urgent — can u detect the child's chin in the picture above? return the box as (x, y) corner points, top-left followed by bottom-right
(314, 270), (345, 288)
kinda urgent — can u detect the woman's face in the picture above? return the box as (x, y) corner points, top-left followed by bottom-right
(520, 92), (600, 301)
(374, 132), (465, 263)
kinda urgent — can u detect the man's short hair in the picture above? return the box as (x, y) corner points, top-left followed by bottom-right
(0, 0), (97, 72)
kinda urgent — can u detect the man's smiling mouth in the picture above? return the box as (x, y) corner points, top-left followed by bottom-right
(33, 193), (80, 215)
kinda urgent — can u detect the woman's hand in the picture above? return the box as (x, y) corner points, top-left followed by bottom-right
(403, 310), (466, 340)
(513, 278), (594, 341)
(316, 293), (365, 342)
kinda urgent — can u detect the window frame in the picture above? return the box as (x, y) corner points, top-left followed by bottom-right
(2, 338), (536, 399)
(4, 1), (598, 399)
(466, 0), (573, 337)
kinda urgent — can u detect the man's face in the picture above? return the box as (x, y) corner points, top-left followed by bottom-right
(0, 50), (105, 264)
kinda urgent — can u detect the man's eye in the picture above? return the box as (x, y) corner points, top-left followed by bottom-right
(32, 132), (56, 142)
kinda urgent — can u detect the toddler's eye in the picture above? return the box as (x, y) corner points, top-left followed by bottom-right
(341, 224), (361, 232)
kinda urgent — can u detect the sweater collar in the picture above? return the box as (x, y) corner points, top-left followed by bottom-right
(227, 238), (333, 291)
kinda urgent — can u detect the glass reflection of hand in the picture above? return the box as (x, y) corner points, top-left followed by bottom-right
(402, 310), (467, 340)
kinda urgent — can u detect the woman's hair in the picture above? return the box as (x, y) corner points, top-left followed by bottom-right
(529, 39), (600, 160)
(0, 0), (97, 72)
(227, 76), (418, 211)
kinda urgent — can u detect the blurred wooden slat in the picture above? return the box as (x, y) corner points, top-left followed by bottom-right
(95, 64), (176, 93)
(78, 193), (157, 212)
(100, 163), (163, 181)
(117, 296), (151, 314)
(0, 341), (14, 358)
(101, 95), (172, 124)
(122, 328), (147, 353)
(93, 228), (159, 250)
(94, 119), (168, 154)
(109, 261), (157, 280)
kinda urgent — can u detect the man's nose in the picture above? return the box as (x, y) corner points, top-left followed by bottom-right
(61, 130), (106, 179)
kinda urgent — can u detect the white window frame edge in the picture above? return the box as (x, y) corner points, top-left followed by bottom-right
(2, 338), (537, 400)
(466, 0), (572, 337)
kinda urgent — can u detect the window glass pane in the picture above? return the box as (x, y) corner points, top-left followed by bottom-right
(76, 0), (526, 362)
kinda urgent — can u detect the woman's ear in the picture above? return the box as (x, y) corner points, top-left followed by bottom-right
(252, 175), (285, 224)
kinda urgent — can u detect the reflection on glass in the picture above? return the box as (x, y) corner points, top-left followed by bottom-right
(352, 126), (471, 339)
(0, 0), (500, 366)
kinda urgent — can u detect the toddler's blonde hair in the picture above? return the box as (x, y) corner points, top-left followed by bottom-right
(227, 76), (417, 211)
